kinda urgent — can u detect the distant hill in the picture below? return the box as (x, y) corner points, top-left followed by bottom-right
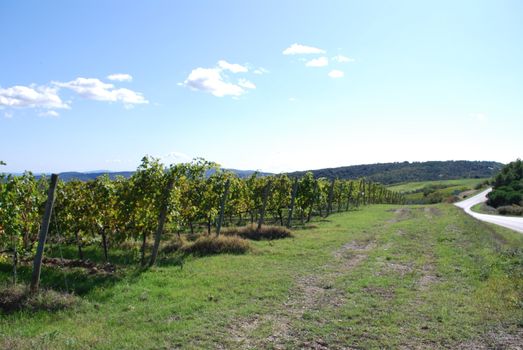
(287, 161), (503, 185)
(56, 171), (135, 181)
(34, 169), (272, 182)
(20, 161), (503, 185)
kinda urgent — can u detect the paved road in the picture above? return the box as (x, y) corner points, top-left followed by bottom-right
(454, 188), (523, 234)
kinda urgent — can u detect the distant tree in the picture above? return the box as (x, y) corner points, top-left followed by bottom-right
(487, 159), (523, 208)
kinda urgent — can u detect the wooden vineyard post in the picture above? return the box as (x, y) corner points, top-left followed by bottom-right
(257, 180), (271, 231)
(287, 178), (298, 228)
(30, 174), (59, 294)
(216, 179), (230, 236)
(149, 176), (175, 267)
(326, 178), (335, 217)
(358, 179), (365, 206)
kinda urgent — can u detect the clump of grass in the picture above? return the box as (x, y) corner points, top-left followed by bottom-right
(444, 195), (460, 203)
(161, 236), (187, 254)
(222, 224), (293, 240)
(0, 284), (78, 314)
(182, 235), (250, 256)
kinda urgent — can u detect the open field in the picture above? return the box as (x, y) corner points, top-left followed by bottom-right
(1, 204), (523, 349)
(387, 178), (488, 193)
(387, 178), (489, 204)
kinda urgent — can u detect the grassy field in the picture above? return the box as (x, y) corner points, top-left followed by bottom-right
(387, 178), (488, 193)
(1, 204), (523, 349)
(388, 178), (488, 204)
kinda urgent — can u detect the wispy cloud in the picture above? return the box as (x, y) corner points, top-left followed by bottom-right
(107, 73), (133, 82)
(162, 151), (192, 163)
(0, 74), (147, 117)
(253, 67), (269, 75)
(332, 55), (355, 63)
(38, 110), (60, 117)
(283, 43), (326, 55)
(305, 56), (329, 67)
(238, 78), (256, 89)
(182, 60), (256, 97)
(0, 85), (69, 110)
(54, 77), (148, 105)
(183, 67), (245, 97)
(217, 60), (248, 73)
(328, 70), (344, 78)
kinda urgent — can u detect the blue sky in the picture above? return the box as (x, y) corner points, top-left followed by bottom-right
(1, 0), (522, 173)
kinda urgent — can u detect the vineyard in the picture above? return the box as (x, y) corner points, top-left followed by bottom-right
(0, 157), (404, 295)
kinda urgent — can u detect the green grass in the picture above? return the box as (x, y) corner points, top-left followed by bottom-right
(1, 204), (522, 349)
(471, 202), (498, 215)
(387, 178), (487, 193)
(388, 178), (488, 204)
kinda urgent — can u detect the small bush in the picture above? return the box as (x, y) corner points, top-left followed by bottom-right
(497, 205), (523, 217)
(444, 195), (460, 203)
(488, 187), (522, 208)
(222, 224), (293, 240)
(161, 236), (187, 254)
(182, 235), (250, 256)
(0, 284), (77, 314)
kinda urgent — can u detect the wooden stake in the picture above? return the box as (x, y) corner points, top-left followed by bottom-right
(149, 177), (175, 267)
(287, 178), (298, 228)
(30, 174), (59, 294)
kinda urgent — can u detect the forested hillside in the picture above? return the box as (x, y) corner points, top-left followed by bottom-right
(289, 160), (503, 184)
(24, 161), (502, 185)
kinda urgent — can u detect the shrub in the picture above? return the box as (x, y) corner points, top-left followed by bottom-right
(182, 235), (250, 256)
(0, 284), (77, 314)
(496, 205), (523, 217)
(487, 187), (522, 208)
(161, 236), (187, 254)
(444, 195), (460, 203)
(222, 224), (293, 240)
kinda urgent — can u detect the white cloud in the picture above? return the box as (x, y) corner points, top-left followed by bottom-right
(332, 55), (355, 63)
(217, 60), (248, 73)
(328, 70), (344, 78)
(283, 43), (326, 55)
(183, 60), (257, 97)
(162, 151), (192, 163)
(288, 97), (297, 102)
(305, 56), (329, 67)
(0, 85), (69, 109)
(4, 111), (13, 118)
(39, 110), (59, 117)
(253, 67), (269, 75)
(55, 77), (148, 105)
(107, 73), (133, 82)
(183, 68), (246, 97)
(238, 78), (256, 89)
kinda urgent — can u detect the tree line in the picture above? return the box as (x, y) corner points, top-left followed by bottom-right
(288, 160), (503, 184)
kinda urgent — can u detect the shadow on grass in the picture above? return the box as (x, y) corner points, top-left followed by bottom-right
(46, 243), (138, 266)
(0, 263), (121, 296)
